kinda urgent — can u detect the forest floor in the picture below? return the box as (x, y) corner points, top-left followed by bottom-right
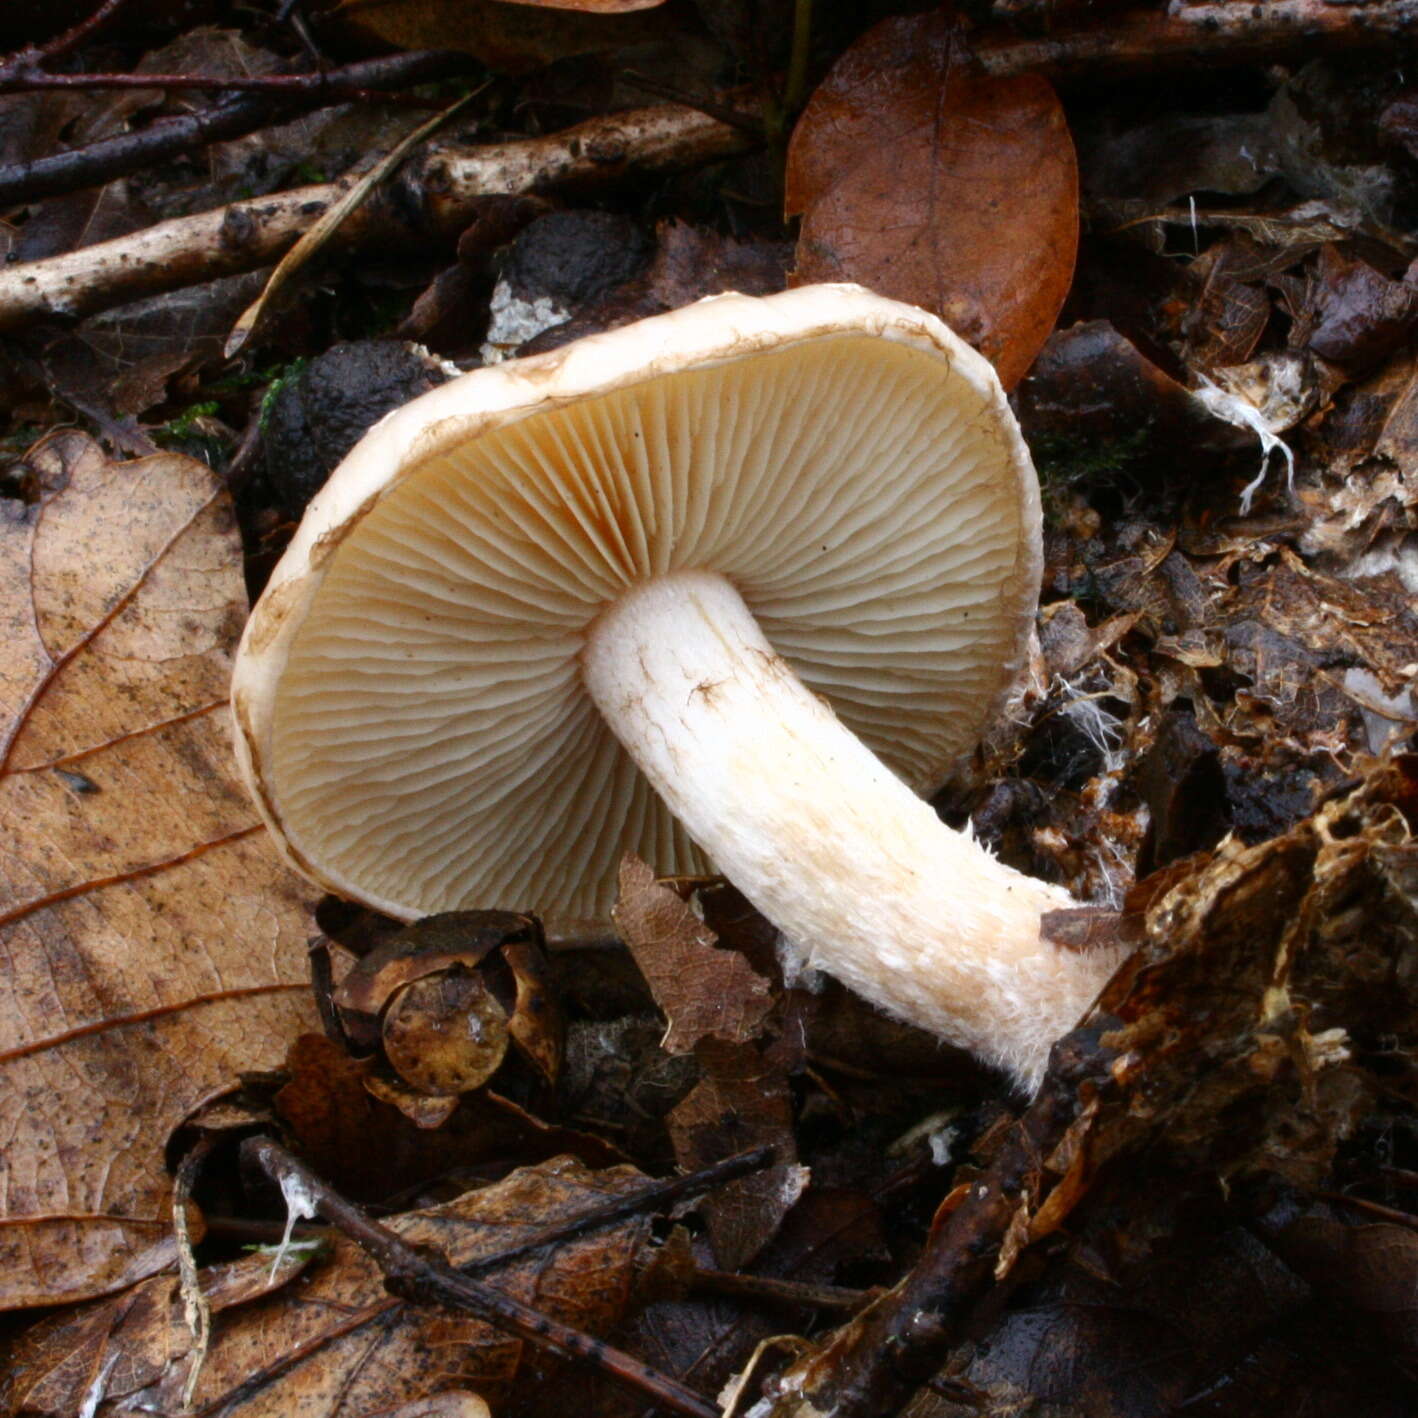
(1, 3), (1418, 1416)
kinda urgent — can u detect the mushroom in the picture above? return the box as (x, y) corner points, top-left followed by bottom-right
(231, 285), (1126, 1090)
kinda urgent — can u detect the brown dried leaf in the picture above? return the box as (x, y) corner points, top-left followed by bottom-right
(2, 1157), (652, 1417)
(612, 854), (774, 1055)
(381, 1396), (493, 1418)
(0, 431), (315, 1309)
(785, 11), (1078, 389)
(0, 1243), (320, 1418)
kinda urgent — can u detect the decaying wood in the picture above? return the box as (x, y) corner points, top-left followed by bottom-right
(0, 50), (481, 208)
(0, 104), (749, 331)
(979, 0), (1418, 79)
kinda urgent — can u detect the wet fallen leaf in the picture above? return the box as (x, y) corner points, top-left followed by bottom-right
(1275, 1213), (1418, 1366)
(1306, 244), (1418, 369)
(1, 1156), (653, 1417)
(1013, 319), (1252, 488)
(0, 431), (315, 1308)
(784, 11), (1078, 389)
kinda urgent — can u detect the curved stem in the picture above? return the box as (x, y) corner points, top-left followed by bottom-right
(582, 571), (1121, 1090)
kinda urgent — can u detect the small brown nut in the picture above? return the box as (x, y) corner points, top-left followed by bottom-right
(382, 971), (509, 1096)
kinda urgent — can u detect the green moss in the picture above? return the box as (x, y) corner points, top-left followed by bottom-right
(1032, 423), (1153, 488)
(1031, 422), (1154, 522)
(154, 401), (228, 465)
(257, 358), (310, 432)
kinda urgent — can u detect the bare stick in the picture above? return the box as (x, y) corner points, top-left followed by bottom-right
(0, 104), (749, 332)
(0, 0), (131, 81)
(1, 67), (463, 98)
(447, 1145), (775, 1276)
(0, 51), (481, 208)
(978, 0), (1418, 79)
(242, 1137), (721, 1418)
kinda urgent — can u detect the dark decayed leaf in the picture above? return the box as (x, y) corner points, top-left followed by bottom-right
(668, 1039), (806, 1271)
(321, 0), (674, 71)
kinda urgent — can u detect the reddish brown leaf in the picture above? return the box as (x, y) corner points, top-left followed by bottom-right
(276, 1034), (624, 1202)
(0, 432), (316, 1309)
(785, 12), (1078, 389)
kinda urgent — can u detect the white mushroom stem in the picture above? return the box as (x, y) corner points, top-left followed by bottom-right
(581, 570), (1123, 1091)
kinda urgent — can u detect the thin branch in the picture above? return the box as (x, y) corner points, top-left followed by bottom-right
(448, 1144), (775, 1275)
(242, 1137), (722, 1418)
(0, 104), (751, 332)
(0, 50), (481, 209)
(1, 67), (460, 98)
(692, 1267), (873, 1313)
(977, 0), (1418, 79)
(0, 0), (131, 81)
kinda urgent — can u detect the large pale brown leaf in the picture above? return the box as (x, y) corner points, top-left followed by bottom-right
(784, 11), (1078, 390)
(1, 1157), (655, 1416)
(0, 431), (316, 1309)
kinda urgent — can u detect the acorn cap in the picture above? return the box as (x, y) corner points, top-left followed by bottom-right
(231, 284), (1044, 924)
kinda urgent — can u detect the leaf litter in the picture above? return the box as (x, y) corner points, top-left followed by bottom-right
(2, 4), (1418, 1417)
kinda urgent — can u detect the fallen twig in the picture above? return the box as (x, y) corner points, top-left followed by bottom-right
(978, 0), (1418, 78)
(692, 1266), (873, 1313)
(0, 0), (131, 84)
(0, 104), (750, 332)
(1, 66), (460, 98)
(0, 50), (483, 208)
(242, 1136), (723, 1418)
(226, 84), (486, 356)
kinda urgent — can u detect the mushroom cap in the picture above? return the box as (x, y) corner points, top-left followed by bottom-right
(231, 285), (1045, 924)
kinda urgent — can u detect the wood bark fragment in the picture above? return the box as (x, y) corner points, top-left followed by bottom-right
(978, 0), (1418, 79)
(0, 105), (750, 332)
